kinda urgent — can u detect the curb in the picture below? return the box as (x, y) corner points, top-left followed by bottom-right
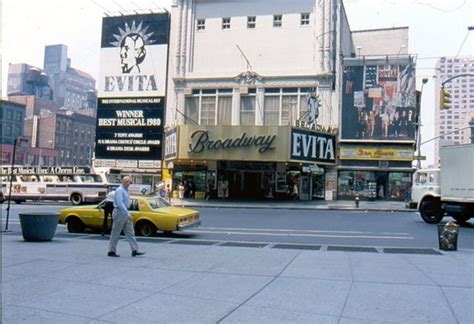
(172, 204), (415, 212)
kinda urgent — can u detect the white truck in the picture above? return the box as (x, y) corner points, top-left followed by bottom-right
(411, 144), (474, 224)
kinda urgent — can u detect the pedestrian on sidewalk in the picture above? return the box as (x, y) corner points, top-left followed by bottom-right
(101, 190), (115, 236)
(166, 183), (172, 203)
(107, 176), (145, 258)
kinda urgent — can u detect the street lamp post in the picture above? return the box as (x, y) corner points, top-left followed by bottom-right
(415, 78), (429, 169)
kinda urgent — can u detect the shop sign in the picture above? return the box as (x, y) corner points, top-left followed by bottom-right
(302, 165), (324, 174)
(290, 129), (336, 164)
(1, 166), (89, 175)
(164, 128), (178, 160)
(340, 147), (414, 161)
(188, 130), (277, 154)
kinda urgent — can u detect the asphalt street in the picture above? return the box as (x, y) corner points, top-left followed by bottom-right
(1, 203), (473, 249)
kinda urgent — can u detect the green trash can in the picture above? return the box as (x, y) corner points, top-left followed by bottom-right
(19, 212), (59, 242)
(438, 222), (460, 251)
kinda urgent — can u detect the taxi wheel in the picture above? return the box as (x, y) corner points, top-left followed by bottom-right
(67, 217), (85, 233)
(135, 221), (157, 237)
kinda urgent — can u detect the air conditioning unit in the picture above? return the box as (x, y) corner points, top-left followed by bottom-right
(239, 87), (249, 94)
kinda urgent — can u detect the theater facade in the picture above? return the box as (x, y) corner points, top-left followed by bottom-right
(164, 125), (338, 200)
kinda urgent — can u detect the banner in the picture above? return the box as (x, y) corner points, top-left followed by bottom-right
(98, 13), (169, 98)
(95, 97), (164, 160)
(341, 59), (416, 141)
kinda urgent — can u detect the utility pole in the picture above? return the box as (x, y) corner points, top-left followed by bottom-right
(415, 78), (429, 169)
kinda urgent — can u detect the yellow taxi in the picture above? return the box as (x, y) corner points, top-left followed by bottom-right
(59, 195), (201, 237)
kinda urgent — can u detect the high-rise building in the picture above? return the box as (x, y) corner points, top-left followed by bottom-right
(1, 100), (26, 164)
(434, 56), (474, 163)
(43, 44), (97, 112)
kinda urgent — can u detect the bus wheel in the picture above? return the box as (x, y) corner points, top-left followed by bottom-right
(67, 217), (85, 233)
(14, 200), (22, 204)
(70, 194), (83, 206)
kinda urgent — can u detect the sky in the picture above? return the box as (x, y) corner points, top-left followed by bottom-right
(2, 0), (473, 167)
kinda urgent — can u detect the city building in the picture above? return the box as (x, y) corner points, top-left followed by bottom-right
(434, 56), (474, 163)
(43, 44), (97, 112)
(7, 63), (55, 118)
(163, 0), (352, 200)
(337, 26), (417, 201)
(24, 111), (95, 166)
(0, 100), (26, 164)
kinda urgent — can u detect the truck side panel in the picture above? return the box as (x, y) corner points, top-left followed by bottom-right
(440, 144), (474, 202)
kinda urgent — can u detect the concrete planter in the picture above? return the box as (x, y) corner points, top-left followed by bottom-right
(19, 213), (59, 242)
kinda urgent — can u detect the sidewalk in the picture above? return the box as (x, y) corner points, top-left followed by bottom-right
(171, 198), (411, 212)
(2, 231), (473, 323)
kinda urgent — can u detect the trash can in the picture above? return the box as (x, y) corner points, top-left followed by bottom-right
(438, 221), (460, 251)
(19, 212), (59, 242)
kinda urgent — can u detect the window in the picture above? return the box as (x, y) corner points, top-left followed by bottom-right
(222, 17), (231, 30)
(264, 96), (280, 125)
(200, 97), (216, 125)
(301, 13), (310, 25)
(218, 96), (232, 125)
(281, 96), (297, 125)
(197, 19), (205, 31)
(273, 14), (282, 27)
(240, 96), (256, 125)
(247, 16), (256, 29)
(185, 97), (199, 124)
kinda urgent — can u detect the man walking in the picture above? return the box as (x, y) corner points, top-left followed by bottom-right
(108, 176), (145, 257)
(102, 190), (115, 236)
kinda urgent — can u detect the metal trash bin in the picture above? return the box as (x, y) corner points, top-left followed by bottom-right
(19, 212), (59, 242)
(438, 221), (460, 251)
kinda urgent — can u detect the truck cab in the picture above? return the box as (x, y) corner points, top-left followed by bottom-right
(411, 169), (441, 209)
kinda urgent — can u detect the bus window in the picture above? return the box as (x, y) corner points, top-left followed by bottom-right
(77, 175), (103, 183)
(19, 175), (39, 182)
(58, 175), (75, 183)
(43, 176), (55, 183)
(106, 172), (121, 184)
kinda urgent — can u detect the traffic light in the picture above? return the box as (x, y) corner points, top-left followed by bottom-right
(440, 88), (452, 110)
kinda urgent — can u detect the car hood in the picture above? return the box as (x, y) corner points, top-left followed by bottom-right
(157, 207), (198, 217)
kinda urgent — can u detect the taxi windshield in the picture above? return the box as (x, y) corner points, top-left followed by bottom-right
(147, 197), (171, 209)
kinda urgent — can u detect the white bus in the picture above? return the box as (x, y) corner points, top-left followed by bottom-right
(0, 166), (117, 205)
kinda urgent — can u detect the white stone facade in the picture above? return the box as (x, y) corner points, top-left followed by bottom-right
(166, 0), (354, 130)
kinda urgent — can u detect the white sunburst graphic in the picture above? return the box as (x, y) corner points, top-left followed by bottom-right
(110, 20), (155, 73)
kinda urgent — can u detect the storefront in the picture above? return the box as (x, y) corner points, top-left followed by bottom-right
(164, 125), (337, 200)
(337, 145), (415, 201)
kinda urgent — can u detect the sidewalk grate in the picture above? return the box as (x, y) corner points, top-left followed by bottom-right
(169, 240), (219, 246)
(327, 246), (378, 253)
(220, 242), (268, 248)
(383, 248), (442, 255)
(272, 244), (321, 251)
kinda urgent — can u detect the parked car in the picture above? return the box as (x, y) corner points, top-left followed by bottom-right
(59, 195), (201, 236)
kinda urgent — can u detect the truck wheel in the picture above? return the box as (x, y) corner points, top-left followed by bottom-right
(453, 214), (471, 225)
(420, 199), (443, 224)
(70, 194), (83, 206)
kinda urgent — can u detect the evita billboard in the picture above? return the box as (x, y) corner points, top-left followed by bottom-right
(95, 13), (169, 161)
(341, 59), (417, 141)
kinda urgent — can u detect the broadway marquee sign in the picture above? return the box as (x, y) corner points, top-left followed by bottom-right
(290, 128), (336, 164)
(173, 125), (337, 165)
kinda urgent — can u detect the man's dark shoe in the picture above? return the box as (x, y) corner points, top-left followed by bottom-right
(107, 251), (120, 257)
(132, 250), (145, 257)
